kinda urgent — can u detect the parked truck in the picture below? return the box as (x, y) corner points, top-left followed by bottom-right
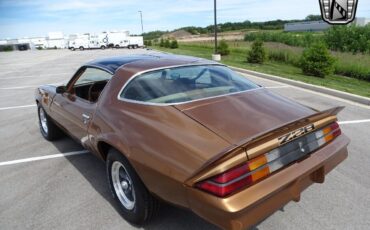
(105, 31), (144, 49)
(68, 31), (144, 51)
(69, 33), (108, 50)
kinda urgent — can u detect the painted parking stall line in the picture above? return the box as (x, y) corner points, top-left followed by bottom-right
(0, 72), (71, 80)
(0, 150), (89, 166)
(338, 119), (370, 125)
(0, 104), (36, 111)
(0, 82), (63, 90)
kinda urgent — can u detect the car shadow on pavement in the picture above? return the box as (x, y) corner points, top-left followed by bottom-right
(51, 136), (220, 230)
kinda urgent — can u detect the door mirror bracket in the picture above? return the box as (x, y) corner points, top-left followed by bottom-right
(56, 86), (66, 94)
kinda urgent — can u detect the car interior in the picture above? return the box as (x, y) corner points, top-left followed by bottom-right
(122, 66), (257, 103)
(72, 80), (108, 103)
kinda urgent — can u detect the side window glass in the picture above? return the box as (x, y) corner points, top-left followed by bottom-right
(75, 68), (112, 86)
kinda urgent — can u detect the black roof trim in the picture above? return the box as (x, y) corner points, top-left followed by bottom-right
(85, 54), (160, 73)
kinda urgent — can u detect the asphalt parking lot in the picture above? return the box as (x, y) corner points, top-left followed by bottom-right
(0, 49), (369, 230)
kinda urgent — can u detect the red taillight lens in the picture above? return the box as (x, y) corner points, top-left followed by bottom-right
(197, 175), (252, 197)
(196, 122), (342, 198)
(212, 164), (249, 183)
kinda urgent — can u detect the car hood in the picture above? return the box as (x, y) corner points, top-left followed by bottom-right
(174, 88), (316, 145)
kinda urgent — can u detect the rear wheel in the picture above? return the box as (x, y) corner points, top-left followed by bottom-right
(106, 149), (159, 225)
(101, 45), (106, 50)
(37, 104), (62, 141)
(115, 44), (120, 49)
(79, 46), (84, 51)
(70, 47), (75, 51)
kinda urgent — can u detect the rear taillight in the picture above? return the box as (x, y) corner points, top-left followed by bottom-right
(196, 122), (341, 197)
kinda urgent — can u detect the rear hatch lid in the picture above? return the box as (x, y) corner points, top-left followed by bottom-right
(175, 88), (316, 145)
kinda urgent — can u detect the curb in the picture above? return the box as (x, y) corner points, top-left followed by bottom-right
(230, 66), (370, 106)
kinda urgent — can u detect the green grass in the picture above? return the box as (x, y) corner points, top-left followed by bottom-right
(153, 43), (370, 98)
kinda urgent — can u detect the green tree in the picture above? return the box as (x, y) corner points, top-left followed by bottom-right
(164, 39), (171, 48)
(300, 42), (335, 78)
(247, 40), (267, 64)
(159, 38), (165, 47)
(305, 15), (322, 21)
(217, 40), (230, 55)
(170, 39), (179, 49)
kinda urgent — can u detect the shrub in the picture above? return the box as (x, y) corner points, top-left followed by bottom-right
(300, 42), (335, 78)
(2, 46), (13, 52)
(164, 39), (171, 48)
(159, 38), (165, 47)
(170, 39), (179, 49)
(217, 40), (230, 55)
(247, 40), (267, 64)
(324, 25), (370, 54)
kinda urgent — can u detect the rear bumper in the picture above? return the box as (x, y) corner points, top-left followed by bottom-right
(186, 135), (350, 230)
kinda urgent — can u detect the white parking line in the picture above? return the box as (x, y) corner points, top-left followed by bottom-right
(0, 73), (70, 80)
(0, 83), (62, 90)
(0, 104), (36, 111)
(338, 119), (370, 125)
(0, 150), (89, 166)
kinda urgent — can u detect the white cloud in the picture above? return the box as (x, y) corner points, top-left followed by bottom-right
(1, 0), (370, 38)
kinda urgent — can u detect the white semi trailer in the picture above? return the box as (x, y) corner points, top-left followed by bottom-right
(68, 31), (144, 51)
(105, 32), (144, 49)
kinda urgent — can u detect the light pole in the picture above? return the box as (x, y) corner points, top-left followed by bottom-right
(212, 0), (221, 61)
(214, 0), (218, 54)
(138, 11), (144, 35)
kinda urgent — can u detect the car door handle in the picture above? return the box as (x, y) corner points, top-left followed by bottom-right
(82, 113), (90, 124)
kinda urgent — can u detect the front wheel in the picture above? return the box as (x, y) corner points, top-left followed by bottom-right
(37, 104), (61, 141)
(106, 149), (159, 225)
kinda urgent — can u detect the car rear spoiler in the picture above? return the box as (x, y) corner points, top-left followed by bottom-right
(186, 106), (344, 185)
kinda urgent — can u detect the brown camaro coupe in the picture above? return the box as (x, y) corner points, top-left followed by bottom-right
(35, 54), (349, 229)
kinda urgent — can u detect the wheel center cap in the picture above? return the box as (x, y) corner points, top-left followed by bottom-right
(121, 180), (129, 190)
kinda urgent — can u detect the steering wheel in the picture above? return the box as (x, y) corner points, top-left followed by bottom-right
(88, 82), (101, 102)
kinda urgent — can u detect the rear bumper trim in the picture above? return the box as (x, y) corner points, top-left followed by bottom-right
(186, 135), (349, 230)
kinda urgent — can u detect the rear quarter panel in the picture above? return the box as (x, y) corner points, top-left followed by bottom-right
(90, 71), (232, 207)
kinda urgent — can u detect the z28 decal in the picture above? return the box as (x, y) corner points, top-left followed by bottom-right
(278, 124), (315, 145)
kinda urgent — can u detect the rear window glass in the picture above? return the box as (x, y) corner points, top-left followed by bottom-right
(120, 65), (259, 104)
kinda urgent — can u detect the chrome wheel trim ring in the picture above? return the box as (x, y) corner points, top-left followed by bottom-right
(39, 108), (48, 134)
(111, 161), (136, 210)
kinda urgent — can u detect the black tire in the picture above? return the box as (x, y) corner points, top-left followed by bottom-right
(101, 45), (106, 50)
(37, 104), (62, 141)
(128, 45), (132, 49)
(106, 149), (159, 225)
(79, 46), (84, 51)
(115, 45), (120, 49)
(70, 47), (75, 51)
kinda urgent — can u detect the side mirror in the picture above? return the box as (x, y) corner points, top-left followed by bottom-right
(56, 86), (66, 94)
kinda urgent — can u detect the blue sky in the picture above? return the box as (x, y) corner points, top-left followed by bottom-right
(0, 0), (369, 39)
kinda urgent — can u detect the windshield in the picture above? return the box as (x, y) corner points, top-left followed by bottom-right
(120, 65), (259, 104)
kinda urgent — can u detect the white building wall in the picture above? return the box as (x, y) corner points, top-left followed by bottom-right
(284, 21), (331, 32)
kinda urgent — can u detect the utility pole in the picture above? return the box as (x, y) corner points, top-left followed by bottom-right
(214, 0), (218, 54)
(138, 11), (144, 35)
